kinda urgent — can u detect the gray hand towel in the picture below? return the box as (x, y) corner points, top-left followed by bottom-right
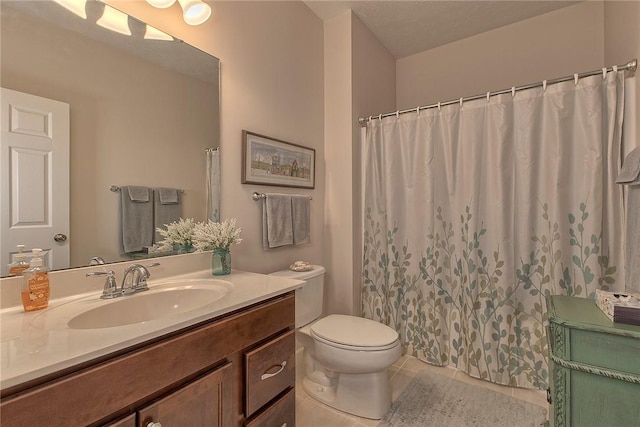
(127, 186), (150, 202)
(154, 188), (182, 244)
(120, 186), (153, 253)
(159, 187), (179, 204)
(262, 194), (293, 248)
(292, 195), (311, 245)
(616, 146), (640, 185)
(616, 147), (640, 293)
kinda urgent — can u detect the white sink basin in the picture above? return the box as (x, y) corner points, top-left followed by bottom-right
(33, 279), (233, 330)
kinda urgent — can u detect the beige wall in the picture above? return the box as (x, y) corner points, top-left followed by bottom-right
(324, 11), (353, 315)
(1, 7), (217, 267)
(111, 1), (325, 275)
(397, 1), (605, 109)
(323, 11), (395, 314)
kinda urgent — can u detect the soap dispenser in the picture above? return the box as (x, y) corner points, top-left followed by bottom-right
(7, 244), (29, 276)
(21, 248), (50, 312)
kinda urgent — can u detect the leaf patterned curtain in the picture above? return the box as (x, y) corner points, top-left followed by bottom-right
(362, 73), (625, 389)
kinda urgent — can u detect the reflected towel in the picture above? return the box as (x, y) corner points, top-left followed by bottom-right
(616, 147), (640, 293)
(292, 195), (310, 245)
(262, 194), (293, 248)
(120, 186), (153, 253)
(127, 186), (150, 202)
(154, 188), (182, 244)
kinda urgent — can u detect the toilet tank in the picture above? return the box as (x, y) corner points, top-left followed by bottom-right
(269, 265), (325, 328)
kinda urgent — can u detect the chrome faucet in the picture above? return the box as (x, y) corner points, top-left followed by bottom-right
(88, 256), (105, 265)
(122, 264), (151, 294)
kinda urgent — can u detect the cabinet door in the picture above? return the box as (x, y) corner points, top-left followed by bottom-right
(138, 362), (233, 427)
(104, 413), (136, 427)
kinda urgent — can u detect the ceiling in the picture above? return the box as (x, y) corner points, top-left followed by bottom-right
(304, 1), (580, 59)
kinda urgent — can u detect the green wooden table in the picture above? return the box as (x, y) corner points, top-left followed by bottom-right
(546, 295), (640, 427)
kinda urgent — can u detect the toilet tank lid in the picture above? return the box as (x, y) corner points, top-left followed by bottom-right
(269, 265), (325, 280)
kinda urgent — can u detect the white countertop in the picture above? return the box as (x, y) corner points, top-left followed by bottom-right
(0, 269), (302, 390)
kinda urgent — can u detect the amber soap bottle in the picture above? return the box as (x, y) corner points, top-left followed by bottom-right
(21, 248), (50, 312)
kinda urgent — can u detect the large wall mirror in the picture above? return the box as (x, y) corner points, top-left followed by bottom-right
(0, 0), (220, 276)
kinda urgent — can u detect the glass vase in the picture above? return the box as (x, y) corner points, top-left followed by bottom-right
(177, 243), (193, 254)
(211, 247), (231, 275)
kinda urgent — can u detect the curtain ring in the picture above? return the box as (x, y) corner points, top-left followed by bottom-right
(486, 91), (490, 102)
(574, 73), (579, 85)
(511, 87), (516, 98)
(416, 106), (420, 115)
(396, 111), (399, 119)
(542, 80), (547, 91)
(379, 113), (382, 121)
(602, 67), (607, 79)
(437, 102), (441, 111)
(459, 97), (463, 108)
(613, 65), (618, 73)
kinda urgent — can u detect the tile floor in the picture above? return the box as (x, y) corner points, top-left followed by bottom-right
(295, 352), (549, 427)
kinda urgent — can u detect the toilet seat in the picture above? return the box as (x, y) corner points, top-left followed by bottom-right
(310, 315), (399, 351)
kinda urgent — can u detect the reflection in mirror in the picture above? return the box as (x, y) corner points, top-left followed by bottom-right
(0, 0), (220, 276)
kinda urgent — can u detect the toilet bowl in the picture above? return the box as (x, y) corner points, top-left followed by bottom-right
(269, 266), (401, 419)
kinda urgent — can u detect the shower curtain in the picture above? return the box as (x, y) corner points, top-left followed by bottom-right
(206, 148), (221, 222)
(362, 72), (626, 389)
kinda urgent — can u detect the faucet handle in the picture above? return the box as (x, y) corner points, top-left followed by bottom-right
(87, 270), (119, 299)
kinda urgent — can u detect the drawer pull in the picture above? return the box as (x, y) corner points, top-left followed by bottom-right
(147, 422), (161, 427)
(261, 360), (287, 380)
(281, 424), (287, 427)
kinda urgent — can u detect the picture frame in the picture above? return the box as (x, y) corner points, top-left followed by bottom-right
(242, 130), (315, 189)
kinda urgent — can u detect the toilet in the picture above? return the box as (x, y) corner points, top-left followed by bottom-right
(269, 265), (401, 419)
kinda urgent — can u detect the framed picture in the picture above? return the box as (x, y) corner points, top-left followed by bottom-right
(242, 130), (315, 189)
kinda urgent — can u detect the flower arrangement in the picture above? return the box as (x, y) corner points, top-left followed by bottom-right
(156, 217), (196, 251)
(193, 218), (243, 251)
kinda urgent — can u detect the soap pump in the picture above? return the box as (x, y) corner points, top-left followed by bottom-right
(7, 244), (29, 276)
(21, 248), (50, 312)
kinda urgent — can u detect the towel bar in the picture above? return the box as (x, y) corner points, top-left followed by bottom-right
(111, 185), (184, 193)
(252, 192), (312, 201)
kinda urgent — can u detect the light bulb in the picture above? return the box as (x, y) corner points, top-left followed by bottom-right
(97, 5), (131, 36)
(177, 0), (211, 26)
(146, 0), (177, 9)
(144, 25), (174, 41)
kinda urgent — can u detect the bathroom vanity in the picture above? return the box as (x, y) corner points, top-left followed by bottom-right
(546, 295), (640, 427)
(0, 263), (299, 427)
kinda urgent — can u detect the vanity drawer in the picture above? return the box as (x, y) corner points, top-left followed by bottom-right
(244, 329), (295, 417)
(245, 388), (295, 427)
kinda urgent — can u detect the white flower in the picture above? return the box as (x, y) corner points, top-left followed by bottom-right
(156, 217), (196, 250)
(193, 218), (242, 251)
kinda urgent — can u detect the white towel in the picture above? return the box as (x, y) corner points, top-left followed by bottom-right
(292, 195), (310, 245)
(153, 188), (182, 244)
(120, 186), (153, 253)
(262, 194), (293, 248)
(617, 147), (640, 293)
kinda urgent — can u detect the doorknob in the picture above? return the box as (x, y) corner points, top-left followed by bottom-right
(54, 233), (67, 242)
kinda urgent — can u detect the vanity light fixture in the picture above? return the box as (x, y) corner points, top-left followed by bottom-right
(52, 0), (87, 19)
(144, 24), (174, 41)
(177, 0), (211, 26)
(96, 4), (132, 35)
(146, 0), (211, 26)
(146, 0), (177, 8)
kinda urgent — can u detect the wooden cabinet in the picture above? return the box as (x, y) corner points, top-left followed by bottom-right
(546, 295), (640, 427)
(0, 293), (295, 427)
(245, 329), (295, 418)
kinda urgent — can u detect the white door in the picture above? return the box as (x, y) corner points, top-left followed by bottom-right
(1, 88), (70, 276)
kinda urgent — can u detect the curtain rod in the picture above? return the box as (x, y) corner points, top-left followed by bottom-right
(358, 58), (637, 126)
